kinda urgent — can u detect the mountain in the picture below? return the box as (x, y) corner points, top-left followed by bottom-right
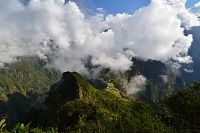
(0, 57), (60, 128)
(0, 55), (186, 129)
(0, 72), (199, 132)
(0, 63), (198, 132)
(28, 72), (170, 132)
(130, 58), (185, 103)
(90, 57), (185, 104)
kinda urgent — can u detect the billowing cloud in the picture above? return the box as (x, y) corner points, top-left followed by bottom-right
(105, 0), (193, 63)
(0, 0), (196, 74)
(167, 0), (200, 27)
(126, 75), (147, 95)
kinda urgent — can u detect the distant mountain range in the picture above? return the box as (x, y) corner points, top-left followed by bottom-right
(0, 56), (199, 132)
(0, 56), (186, 128)
(27, 72), (171, 132)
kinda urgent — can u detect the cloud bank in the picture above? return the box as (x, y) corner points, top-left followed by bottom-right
(0, 0), (198, 74)
(167, 0), (200, 27)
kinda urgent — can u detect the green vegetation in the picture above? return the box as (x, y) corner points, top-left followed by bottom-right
(0, 119), (58, 133)
(89, 70), (129, 91)
(0, 119), (6, 132)
(161, 82), (200, 132)
(0, 57), (60, 128)
(107, 82), (123, 98)
(28, 72), (172, 132)
(0, 66), (199, 132)
(0, 57), (60, 100)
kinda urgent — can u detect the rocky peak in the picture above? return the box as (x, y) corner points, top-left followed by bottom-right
(45, 72), (95, 107)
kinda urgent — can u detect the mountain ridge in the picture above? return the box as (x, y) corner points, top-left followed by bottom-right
(28, 71), (171, 132)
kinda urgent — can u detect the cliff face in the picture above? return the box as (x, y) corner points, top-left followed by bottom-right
(127, 58), (185, 103)
(87, 57), (185, 103)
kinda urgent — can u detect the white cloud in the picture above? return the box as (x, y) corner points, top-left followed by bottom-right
(183, 68), (194, 73)
(105, 0), (193, 63)
(167, 0), (200, 27)
(160, 75), (168, 84)
(0, 0), (196, 74)
(126, 75), (147, 95)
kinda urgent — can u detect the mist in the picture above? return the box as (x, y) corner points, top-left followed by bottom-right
(126, 75), (147, 95)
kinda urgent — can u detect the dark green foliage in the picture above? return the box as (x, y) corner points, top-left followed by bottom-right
(162, 82), (200, 132)
(0, 57), (61, 128)
(0, 92), (33, 128)
(0, 58), (199, 133)
(29, 72), (171, 132)
(0, 119), (58, 133)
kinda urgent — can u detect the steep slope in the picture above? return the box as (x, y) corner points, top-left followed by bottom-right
(130, 58), (185, 102)
(91, 58), (185, 104)
(0, 57), (60, 128)
(0, 57), (60, 100)
(29, 72), (171, 132)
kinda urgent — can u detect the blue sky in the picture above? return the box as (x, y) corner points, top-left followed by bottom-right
(74, 0), (199, 14)
(74, 0), (149, 14)
(186, 0), (200, 8)
(89, 0), (150, 14)
(23, 0), (200, 14)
